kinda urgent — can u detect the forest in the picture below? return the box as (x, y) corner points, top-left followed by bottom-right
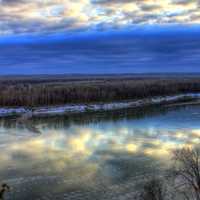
(0, 75), (200, 107)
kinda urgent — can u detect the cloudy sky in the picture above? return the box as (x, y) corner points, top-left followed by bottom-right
(0, 0), (200, 74)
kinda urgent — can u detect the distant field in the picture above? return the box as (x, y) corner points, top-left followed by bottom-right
(1, 74), (200, 107)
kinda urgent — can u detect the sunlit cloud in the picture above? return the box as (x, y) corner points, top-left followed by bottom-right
(0, 0), (199, 35)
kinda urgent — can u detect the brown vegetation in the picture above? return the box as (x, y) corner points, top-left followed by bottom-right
(139, 147), (200, 200)
(139, 177), (168, 200)
(0, 184), (10, 200)
(0, 75), (200, 107)
(173, 148), (200, 200)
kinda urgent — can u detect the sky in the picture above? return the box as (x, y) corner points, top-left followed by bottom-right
(0, 0), (200, 74)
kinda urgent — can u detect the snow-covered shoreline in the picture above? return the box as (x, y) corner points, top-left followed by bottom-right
(1, 93), (200, 117)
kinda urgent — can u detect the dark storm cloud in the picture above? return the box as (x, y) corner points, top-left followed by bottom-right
(91, 0), (136, 4)
(171, 0), (197, 5)
(91, 0), (153, 5)
(0, 0), (25, 4)
(1, 0), (23, 2)
(0, 27), (200, 74)
(139, 4), (161, 12)
(0, 0), (199, 75)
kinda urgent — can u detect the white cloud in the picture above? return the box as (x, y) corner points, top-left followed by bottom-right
(0, 0), (199, 35)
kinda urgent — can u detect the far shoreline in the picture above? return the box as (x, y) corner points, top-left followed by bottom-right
(0, 93), (200, 118)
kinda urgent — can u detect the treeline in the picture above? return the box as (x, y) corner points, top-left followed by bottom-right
(1, 77), (200, 107)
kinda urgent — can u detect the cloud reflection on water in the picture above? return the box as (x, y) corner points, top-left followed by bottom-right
(0, 124), (200, 182)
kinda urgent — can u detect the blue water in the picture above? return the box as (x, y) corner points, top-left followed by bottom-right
(0, 105), (200, 199)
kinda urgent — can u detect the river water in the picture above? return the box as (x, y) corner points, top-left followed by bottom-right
(0, 105), (200, 199)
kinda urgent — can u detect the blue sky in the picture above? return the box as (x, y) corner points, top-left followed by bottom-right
(0, 0), (200, 74)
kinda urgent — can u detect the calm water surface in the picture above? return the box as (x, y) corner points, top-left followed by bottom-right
(0, 105), (200, 199)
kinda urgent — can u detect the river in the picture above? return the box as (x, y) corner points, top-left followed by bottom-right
(0, 104), (200, 199)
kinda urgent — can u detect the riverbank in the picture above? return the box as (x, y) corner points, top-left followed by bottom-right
(0, 93), (200, 117)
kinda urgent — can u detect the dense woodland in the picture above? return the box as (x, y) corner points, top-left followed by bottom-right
(1, 75), (200, 107)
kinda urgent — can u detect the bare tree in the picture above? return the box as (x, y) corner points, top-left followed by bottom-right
(173, 147), (200, 200)
(0, 184), (10, 200)
(139, 177), (167, 200)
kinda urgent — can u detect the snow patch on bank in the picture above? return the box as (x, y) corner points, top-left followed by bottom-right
(0, 108), (27, 117)
(1, 93), (200, 117)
